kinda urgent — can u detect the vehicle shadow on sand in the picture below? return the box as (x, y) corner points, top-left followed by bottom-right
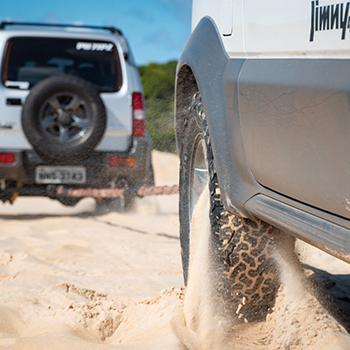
(0, 198), (127, 220)
(305, 264), (350, 333)
(0, 212), (95, 221)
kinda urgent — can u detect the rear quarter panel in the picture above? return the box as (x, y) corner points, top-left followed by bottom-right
(239, 0), (350, 220)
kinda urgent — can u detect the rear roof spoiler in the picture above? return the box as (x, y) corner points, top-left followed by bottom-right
(0, 21), (123, 36)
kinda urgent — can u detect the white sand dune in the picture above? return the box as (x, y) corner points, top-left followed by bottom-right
(0, 150), (349, 349)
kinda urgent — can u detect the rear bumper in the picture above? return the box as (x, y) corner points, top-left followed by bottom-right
(0, 135), (153, 200)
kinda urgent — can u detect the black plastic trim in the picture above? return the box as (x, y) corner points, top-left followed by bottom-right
(0, 136), (153, 187)
(246, 194), (350, 263)
(176, 17), (257, 217)
(0, 21), (123, 36)
(6, 98), (21, 106)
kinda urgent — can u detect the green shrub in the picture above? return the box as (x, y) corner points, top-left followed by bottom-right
(139, 61), (177, 154)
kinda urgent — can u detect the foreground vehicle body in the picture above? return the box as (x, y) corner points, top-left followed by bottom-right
(0, 22), (154, 208)
(176, 0), (350, 320)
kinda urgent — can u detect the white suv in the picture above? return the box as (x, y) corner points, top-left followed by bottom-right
(175, 0), (350, 322)
(0, 22), (153, 210)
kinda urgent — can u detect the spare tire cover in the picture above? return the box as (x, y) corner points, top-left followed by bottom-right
(21, 75), (106, 162)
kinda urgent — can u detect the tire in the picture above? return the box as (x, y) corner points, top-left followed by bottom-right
(93, 166), (155, 215)
(145, 163), (155, 188)
(179, 92), (282, 322)
(56, 197), (81, 207)
(95, 195), (137, 214)
(22, 75), (106, 162)
(95, 198), (124, 214)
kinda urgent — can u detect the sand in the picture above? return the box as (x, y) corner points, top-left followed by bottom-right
(0, 150), (349, 349)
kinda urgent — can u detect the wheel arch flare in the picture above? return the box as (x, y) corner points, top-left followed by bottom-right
(175, 17), (259, 218)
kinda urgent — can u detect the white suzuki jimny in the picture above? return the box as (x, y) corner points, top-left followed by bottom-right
(0, 22), (154, 210)
(176, 0), (350, 321)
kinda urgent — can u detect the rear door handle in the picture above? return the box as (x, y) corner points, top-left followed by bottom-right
(6, 98), (22, 106)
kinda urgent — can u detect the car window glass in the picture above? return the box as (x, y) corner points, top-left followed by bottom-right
(3, 37), (122, 92)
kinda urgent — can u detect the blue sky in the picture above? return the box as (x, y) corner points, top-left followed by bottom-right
(0, 0), (192, 66)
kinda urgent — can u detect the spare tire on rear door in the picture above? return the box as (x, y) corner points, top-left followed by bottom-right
(22, 75), (106, 162)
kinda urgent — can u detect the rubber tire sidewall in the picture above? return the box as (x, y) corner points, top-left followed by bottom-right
(56, 197), (81, 207)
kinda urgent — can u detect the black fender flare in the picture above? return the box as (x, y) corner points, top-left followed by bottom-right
(175, 17), (259, 218)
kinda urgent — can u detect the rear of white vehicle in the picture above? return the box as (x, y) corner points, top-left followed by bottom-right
(0, 23), (153, 207)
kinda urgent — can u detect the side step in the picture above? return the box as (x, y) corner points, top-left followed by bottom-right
(245, 195), (350, 264)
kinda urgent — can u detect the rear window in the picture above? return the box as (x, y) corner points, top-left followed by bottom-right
(2, 37), (122, 92)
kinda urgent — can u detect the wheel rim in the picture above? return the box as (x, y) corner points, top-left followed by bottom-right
(189, 134), (209, 228)
(39, 92), (91, 143)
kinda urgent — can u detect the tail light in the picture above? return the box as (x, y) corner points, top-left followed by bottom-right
(109, 156), (136, 167)
(0, 153), (15, 164)
(132, 92), (145, 136)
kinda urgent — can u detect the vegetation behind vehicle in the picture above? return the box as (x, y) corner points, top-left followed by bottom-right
(139, 61), (177, 154)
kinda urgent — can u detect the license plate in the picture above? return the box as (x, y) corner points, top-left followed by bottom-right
(35, 166), (86, 184)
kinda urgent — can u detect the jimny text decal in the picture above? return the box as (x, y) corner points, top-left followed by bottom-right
(310, 1), (350, 41)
